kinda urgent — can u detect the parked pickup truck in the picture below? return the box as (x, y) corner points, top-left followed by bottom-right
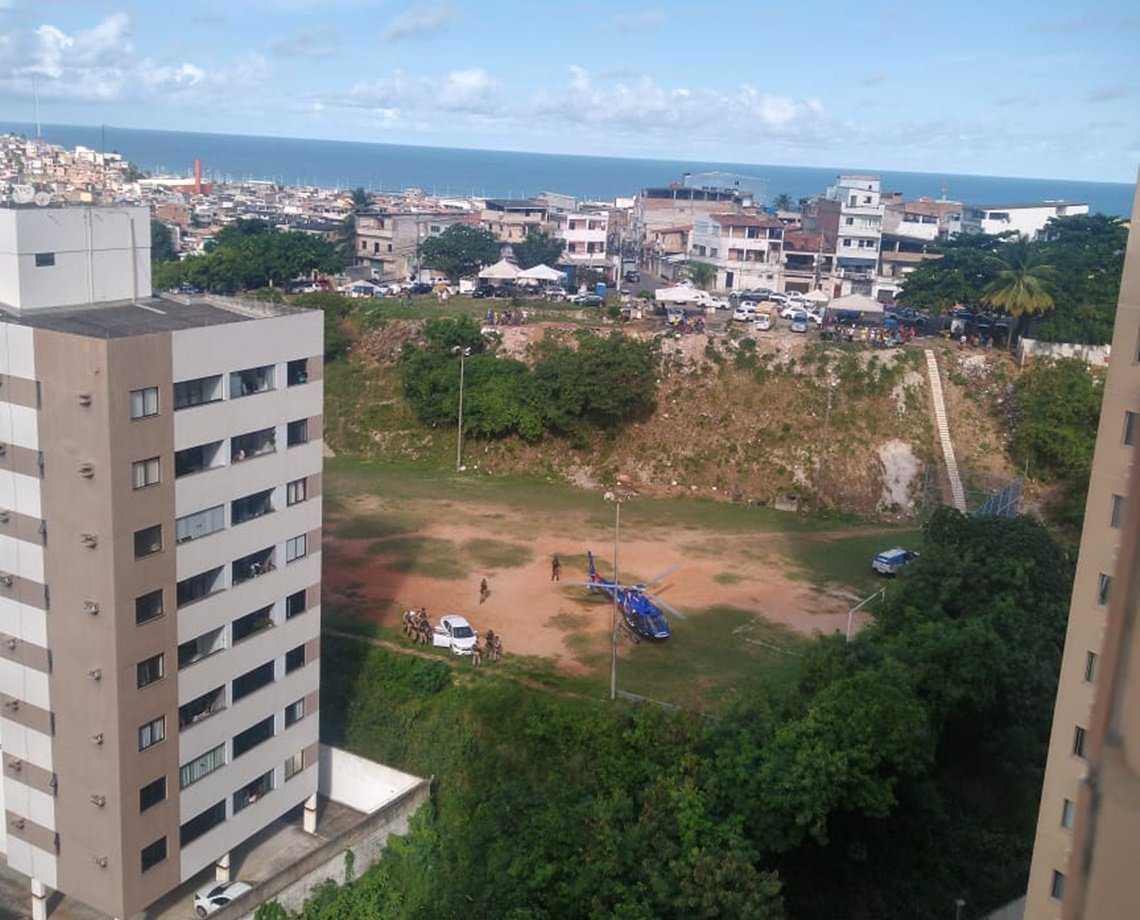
(432, 614), (479, 655)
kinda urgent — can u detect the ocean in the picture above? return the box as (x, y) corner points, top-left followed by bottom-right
(2, 121), (1134, 217)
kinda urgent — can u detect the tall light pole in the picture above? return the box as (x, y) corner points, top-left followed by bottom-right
(604, 490), (633, 700)
(452, 346), (471, 472)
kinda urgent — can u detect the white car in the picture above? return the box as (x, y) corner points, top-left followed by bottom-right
(732, 305), (757, 322)
(195, 881), (253, 918)
(780, 305), (801, 319)
(700, 296), (730, 310)
(872, 547), (919, 576)
(432, 614), (478, 655)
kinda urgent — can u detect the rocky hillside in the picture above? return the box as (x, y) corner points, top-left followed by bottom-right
(325, 315), (1022, 519)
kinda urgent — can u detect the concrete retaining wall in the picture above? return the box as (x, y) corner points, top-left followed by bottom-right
(1019, 338), (1111, 368)
(318, 746), (422, 814)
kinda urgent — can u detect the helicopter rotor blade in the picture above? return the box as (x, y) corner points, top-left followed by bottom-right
(650, 594), (686, 620)
(638, 564), (679, 590)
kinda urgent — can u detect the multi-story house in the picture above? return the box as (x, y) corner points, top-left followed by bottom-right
(1024, 184), (1139, 919)
(479, 199), (549, 243)
(826, 174), (884, 293)
(355, 211), (464, 280)
(0, 204), (322, 919)
(554, 211), (608, 271)
(689, 212), (785, 291)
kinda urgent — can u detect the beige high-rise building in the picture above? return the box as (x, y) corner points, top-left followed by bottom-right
(1025, 182), (1138, 918)
(0, 204), (323, 919)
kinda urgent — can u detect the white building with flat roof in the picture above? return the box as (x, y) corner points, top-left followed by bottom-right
(961, 201), (1089, 239)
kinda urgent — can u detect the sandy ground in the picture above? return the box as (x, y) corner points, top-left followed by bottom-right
(324, 507), (875, 673)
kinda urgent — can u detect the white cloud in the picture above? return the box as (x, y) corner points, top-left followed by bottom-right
(1085, 83), (1130, 103)
(383, 1), (454, 41)
(347, 67), (501, 115)
(263, 26), (340, 61)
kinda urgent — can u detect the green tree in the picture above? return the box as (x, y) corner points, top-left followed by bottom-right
(982, 237), (1057, 345)
(772, 193), (795, 211)
(1009, 358), (1102, 523)
(349, 186), (370, 211)
(896, 232), (1010, 312)
(150, 219), (177, 262)
(420, 224), (500, 281)
(687, 260), (715, 290)
(512, 229), (566, 269)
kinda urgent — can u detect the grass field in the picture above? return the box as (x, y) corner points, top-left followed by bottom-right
(322, 457), (922, 709)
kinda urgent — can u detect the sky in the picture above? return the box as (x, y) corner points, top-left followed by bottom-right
(0, 0), (1137, 182)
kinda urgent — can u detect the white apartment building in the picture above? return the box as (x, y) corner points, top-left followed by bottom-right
(961, 201), (1089, 240)
(0, 204), (322, 919)
(689, 212), (785, 291)
(827, 175), (884, 290)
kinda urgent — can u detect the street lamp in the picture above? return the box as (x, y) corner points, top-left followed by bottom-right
(451, 346), (472, 472)
(604, 489), (635, 700)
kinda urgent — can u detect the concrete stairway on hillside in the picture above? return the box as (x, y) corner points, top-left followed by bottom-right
(924, 349), (967, 512)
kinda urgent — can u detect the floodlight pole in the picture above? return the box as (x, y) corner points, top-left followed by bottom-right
(452, 346), (471, 472)
(611, 498), (620, 701)
(846, 586), (886, 642)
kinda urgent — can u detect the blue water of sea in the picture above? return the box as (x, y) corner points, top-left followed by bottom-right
(3, 122), (1134, 217)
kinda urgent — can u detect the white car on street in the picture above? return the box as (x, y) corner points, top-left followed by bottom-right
(732, 305), (757, 322)
(432, 614), (479, 655)
(195, 881), (253, 917)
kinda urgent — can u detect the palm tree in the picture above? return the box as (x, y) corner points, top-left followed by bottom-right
(982, 237), (1057, 347)
(772, 193), (795, 211)
(686, 261), (715, 290)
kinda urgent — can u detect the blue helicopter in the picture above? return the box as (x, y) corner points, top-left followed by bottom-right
(585, 550), (685, 640)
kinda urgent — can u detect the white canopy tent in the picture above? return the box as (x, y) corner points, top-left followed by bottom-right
(828, 293), (884, 314)
(654, 285), (704, 304)
(803, 289), (830, 304)
(517, 263), (566, 282)
(478, 259), (521, 281)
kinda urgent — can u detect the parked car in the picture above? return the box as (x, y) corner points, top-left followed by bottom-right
(767, 292), (790, 304)
(409, 281), (434, 295)
(195, 881), (253, 918)
(735, 287), (773, 302)
(572, 293), (604, 307)
(624, 269), (641, 283)
(872, 547), (919, 576)
(789, 311), (809, 333)
(753, 312), (773, 331)
(780, 304), (801, 319)
(666, 306), (687, 326)
(732, 305), (758, 322)
(432, 614), (479, 655)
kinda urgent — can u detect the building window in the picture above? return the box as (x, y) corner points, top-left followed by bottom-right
(34, 252), (55, 268)
(232, 661), (275, 702)
(233, 770), (274, 813)
(233, 549), (275, 585)
(1085, 651), (1099, 683)
(137, 653), (165, 688)
(287, 418), (309, 447)
(232, 489), (275, 525)
(1097, 573), (1112, 606)
(180, 800), (226, 847)
(130, 386), (159, 420)
(231, 427), (276, 462)
(1073, 725), (1087, 758)
(286, 589), (307, 619)
(1125, 411), (1137, 446)
(135, 589), (164, 625)
(139, 776), (166, 812)
(175, 440), (224, 477)
(285, 751), (305, 780)
(139, 716), (165, 751)
(1050, 870), (1066, 900)
(286, 644), (306, 674)
(173, 374), (223, 410)
(176, 505), (224, 543)
(285, 698), (305, 727)
(287, 359), (309, 386)
(140, 837), (167, 872)
(233, 716), (275, 759)
(286, 535), (307, 563)
(1061, 798), (1076, 830)
(132, 457), (160, 490)
(286, 478), (307, 506)
(134, 525), (163, 559)
(178, 627), (226, 669)
(1111, 493), (1125, 528)
(229, 365), (275, 399)
(177, 566), (224, 607)
(233, 606), (273, 643)
(179, 686), (226, 728)
(180, 744), (225, 789)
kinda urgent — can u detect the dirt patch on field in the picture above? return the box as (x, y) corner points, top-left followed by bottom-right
(324, 502), (867, 675)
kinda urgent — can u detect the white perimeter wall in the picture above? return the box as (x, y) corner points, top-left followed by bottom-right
(318, 746), (422, 814)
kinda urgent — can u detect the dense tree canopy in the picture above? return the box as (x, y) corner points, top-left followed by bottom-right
(400, 317), (659, 442)
(153, 218), (341, 294)
(275, 510), (1071, 920)
(687, 260), (715, 290)
(419, 224), (500, 281)
(513, 229), (566, 269)
(150, 219), (177, 262)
